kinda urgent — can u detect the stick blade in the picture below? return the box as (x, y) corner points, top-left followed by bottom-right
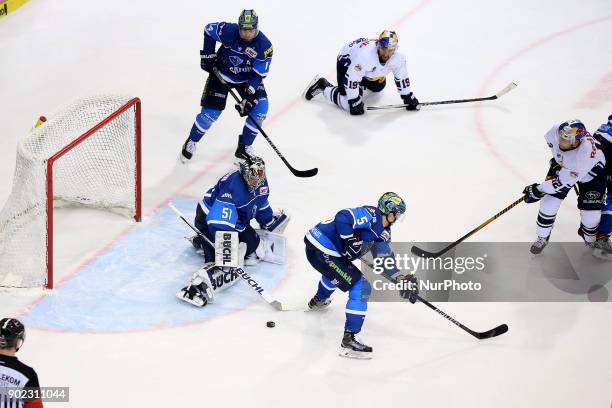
(494, 82), (517, 99)
(290, 167), (318, 178)
(270, 300), (284, 311)
(476, 324), (509, 339)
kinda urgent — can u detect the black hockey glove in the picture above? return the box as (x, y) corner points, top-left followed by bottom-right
(402, 92), (420, 111)
(397, 274), (419, 304)
(548, 158), (562, 177)
(342, 234), (363, 261)
(235, 88), (259, 117)
(348, 96), (364, 116)
(523, 183), (546, 203)
(200, 50), (217, 73)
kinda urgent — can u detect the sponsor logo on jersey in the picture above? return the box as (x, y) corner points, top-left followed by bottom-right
(245, 47), (257, 58)
(260, 186), (269, 194)
(221, 193), (232, 198)
(229, 66), (251, 75)
(585, 191), (601, 200)
(213, 92), (227, 99)
(327, 261), (352, 284)
(0, 3), (7, 17)
(264, 45), (273, 57)
(380, 230), (391, 241)
(354, 64), (362, 71)
(570, 171), (578, 178)
(229, 56), (244, 66)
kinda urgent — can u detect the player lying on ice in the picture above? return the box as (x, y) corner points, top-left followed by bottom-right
(177, 155), (290, 307)
(522, 120), (607, 255)
(304, 192), (418, 359)
(303, 30), (419, 115)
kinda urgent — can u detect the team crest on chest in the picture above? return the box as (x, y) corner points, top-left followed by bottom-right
(229, 56), (244, 66)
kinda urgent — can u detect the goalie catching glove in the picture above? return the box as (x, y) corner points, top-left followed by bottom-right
(262, 209), (290, 233)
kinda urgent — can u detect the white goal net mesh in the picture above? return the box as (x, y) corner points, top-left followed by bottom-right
(0, 95), (140, 288)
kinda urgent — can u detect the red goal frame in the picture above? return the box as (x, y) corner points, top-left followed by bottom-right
(45, 98), (142, 289)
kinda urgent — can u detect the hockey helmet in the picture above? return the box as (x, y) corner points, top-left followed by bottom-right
(240, 155), (266, 189)
(378, 192), (406, 217)
(558, 120), (588, 145)
(0, 318), (25, 351)
(238, 9), (258, 30)
(377, 30), (399, 52)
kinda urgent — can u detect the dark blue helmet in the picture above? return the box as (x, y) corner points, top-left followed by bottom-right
(238, 9), (258, 30)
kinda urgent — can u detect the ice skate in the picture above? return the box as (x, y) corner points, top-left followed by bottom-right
(304, 75), (331, 101)
(530, 236), (549, 254)
(307, 295), (332, 311)
(339, 330), (373, 359)
(180, 138), (197, 163)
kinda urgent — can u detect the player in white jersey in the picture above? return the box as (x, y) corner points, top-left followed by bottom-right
(304, 30), (419, 115)
(522, 120), (606, 254)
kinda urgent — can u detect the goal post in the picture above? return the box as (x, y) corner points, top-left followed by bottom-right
(0, 95), (142, 289)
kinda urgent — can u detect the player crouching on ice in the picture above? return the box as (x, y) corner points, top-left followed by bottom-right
(304, 192), (418, 359)
(177, 156), (290, 307)
(523, 120), (606, 254)
(303, 30), (419, 115)
(592, 114), (612, 257)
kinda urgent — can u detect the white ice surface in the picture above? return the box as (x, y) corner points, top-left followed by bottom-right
(0, 0), (611, 406)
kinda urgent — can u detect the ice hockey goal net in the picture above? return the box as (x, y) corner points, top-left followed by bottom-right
(0, 95), (142, 289)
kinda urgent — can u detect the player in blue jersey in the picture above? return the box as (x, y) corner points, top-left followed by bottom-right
(304, 192), (418, 359)
(180, 10), (274, 162)
(593, 114), (612, 256)
(177, 156), (290, 307)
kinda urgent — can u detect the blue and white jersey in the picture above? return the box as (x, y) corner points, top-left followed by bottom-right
(199, 170), (273, 233)
(594, 121), (612, 172)
(306, 205), (391, 258)
(203, 22), (273, 91)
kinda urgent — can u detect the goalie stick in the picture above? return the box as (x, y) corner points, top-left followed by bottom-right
(366, 82), (517, 111)
(212, 68), (318, 178)
(168, 202), (286, 311)
(411, 196), (525, 259)
(362, 260), (508, 339)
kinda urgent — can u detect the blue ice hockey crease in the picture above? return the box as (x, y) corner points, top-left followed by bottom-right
(22, 197), (286, 332)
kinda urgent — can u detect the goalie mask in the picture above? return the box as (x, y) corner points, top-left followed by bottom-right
(0, 318), (25, 351)
(240, 156), (266, 189)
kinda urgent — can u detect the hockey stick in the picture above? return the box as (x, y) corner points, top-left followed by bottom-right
(212, 68), (318, 178)
(168, 202), (284, 311)
(362, 260), (508, 339)
(366, 82), (517, 111)
(411, 196), (525, 258)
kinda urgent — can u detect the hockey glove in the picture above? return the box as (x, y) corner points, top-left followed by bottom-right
(342, 234), (363, 261)
(235, 90), (259, 117)
(397, 274), (419, 304)
(523, 183), (546, 203)
(264, 211), (290, 234)
(348, 96), (365, 116)
(548, 158), (562, 178)
(402, 92), (420, 111)
(200, 50), (217, 73)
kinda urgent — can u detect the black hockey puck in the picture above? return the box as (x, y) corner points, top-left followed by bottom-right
(266, 321), (275, 328)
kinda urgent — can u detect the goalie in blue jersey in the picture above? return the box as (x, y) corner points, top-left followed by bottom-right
(177, 156), (290, 307)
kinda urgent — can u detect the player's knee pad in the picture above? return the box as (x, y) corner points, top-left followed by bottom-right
(195, 108), (222, 132)
(580, 210), (601, 232)
(349, 277), (371, 304)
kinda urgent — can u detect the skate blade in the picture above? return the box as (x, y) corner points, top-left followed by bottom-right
(302, 75), (321, 100)
(338, 347), (372, 360)
(176, 289), (206, 307)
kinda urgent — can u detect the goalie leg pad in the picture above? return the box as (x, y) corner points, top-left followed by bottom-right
(215, 230), (242, 268)
(255, 230), (287, 265)
(176, 263), (216, 307)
